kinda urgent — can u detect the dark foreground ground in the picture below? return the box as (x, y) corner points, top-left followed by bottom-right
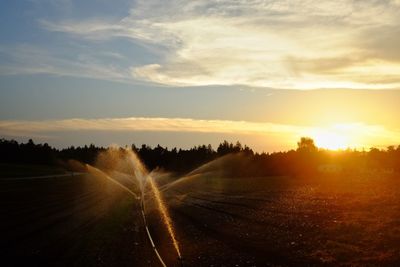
(0, 172), (166, 267)
(2, 166), (400, 266)
(158, 174), (400, 266)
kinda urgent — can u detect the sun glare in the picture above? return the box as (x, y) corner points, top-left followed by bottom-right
(303, 122), (400, 151)
(305, 124), (365, 150)
(312, 131), (349, 150)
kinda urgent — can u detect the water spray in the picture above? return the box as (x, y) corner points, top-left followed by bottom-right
(86, 149), (184, 266)
(147, 175), (182, 260)
(86, 164), (140, 200)
(126, 149), (183, 263)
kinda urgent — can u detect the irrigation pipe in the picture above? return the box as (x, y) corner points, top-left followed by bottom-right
(86, 165), (170, 267)
(140, 197), (168, 267)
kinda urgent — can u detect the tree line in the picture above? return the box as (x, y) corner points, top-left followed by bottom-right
(1, 138), (400, 176)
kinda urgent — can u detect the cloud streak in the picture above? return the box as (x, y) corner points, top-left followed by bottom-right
(0, 45), (139, 84)
(37, 0), (400, 89)
(0, 117), (305, 135)
(1, 117), (398, 149)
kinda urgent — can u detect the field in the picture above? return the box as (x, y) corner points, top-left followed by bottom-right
(150, 173), (400, 266)
(2, 166), (400, 266)
(0, 163), (67, 178)
(0, 172), (161, 267)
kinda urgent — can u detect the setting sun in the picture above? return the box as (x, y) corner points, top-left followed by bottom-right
(299, 122), (400, 151)
(304, 123), (381, 151)
(312, 131), (349, 150)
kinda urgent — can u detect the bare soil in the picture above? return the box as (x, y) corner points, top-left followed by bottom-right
(2, 171), (400, 267)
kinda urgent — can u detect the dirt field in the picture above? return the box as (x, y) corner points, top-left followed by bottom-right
(157, 174), (400, 266)
(2, 170), (400, 266)
(0, 173), (164, 267)
(0, 163), (66, 178)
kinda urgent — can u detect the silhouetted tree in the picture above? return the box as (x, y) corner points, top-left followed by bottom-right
(1, 138), (400, 177)
(297, 137), (318, 152)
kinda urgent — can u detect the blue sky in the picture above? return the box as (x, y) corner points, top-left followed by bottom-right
(1, 0), (400, 151)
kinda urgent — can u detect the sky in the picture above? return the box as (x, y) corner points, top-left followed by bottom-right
(1, 0), (400, 152)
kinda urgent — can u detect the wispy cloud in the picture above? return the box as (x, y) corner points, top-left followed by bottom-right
(1, 117), (398, 149)
(0, 44), (145, 85)
(0, 117), (305, 135)
(37, 0), (400, 89)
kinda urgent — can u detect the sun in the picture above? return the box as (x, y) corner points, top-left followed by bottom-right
(311, 130), (350, 150)
(313, 132), (349, 150)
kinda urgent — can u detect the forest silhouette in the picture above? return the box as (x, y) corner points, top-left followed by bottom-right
(1, 138), (399, 177)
